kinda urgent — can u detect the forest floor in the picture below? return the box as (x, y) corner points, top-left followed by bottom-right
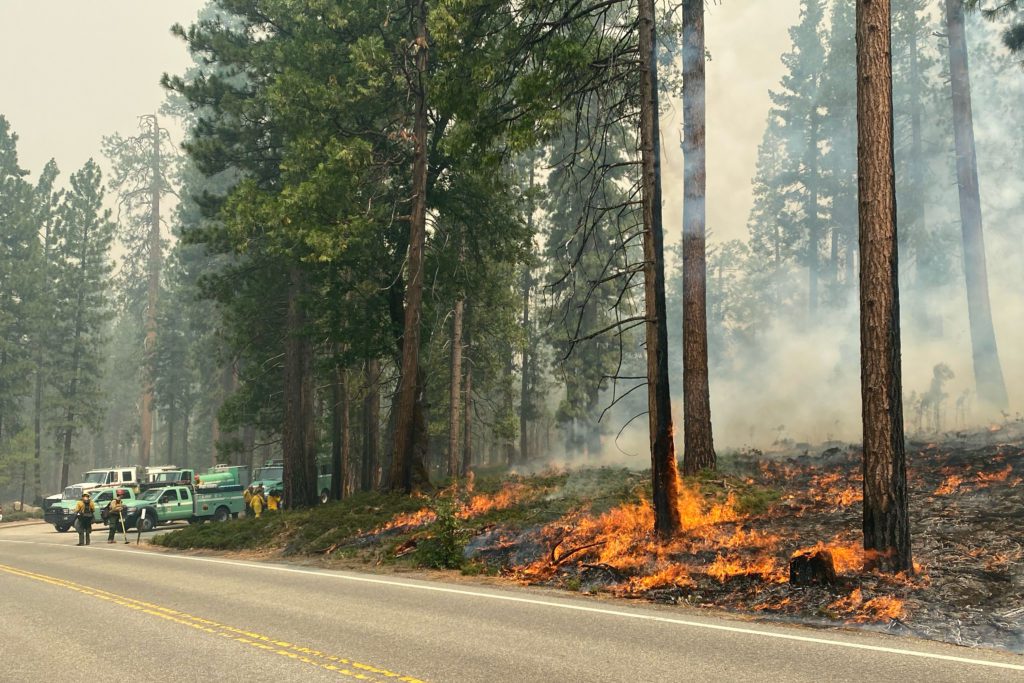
(154, 422), (1024, 654)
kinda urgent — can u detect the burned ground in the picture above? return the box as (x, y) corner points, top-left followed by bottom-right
(154, 424), (1024, 653)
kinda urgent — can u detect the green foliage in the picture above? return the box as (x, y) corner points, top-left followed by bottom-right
(415, 498), (468, 570)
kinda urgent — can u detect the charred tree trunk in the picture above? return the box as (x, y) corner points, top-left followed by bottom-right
(390, 0), (430, 493)
(681, 0), (716, 476)
(856, 0), (913, 574)
(362, 359), (380, 491)
(139, 115), (162, 471)
(448, 297), (464, 478)
(282, 266), (318, 508)
(640, 0), (682, 537)
(944, 0), (1009, 411)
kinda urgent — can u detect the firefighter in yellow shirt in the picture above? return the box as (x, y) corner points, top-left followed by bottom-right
(74, 493), (96, 546)
(267, 490), (282, 512)
(250, 487), (265, 518)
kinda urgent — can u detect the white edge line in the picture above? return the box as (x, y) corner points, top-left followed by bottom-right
(3, 538), (1023, 672)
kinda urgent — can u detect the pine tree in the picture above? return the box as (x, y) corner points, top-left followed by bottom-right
(768, 0), (828, 316)
(0, 117), (38, 446)
(856, 0), (913, 574)
(944, 0), (1009, 411)
(49, 160), (115, 489)
(103, 114), (178, 470)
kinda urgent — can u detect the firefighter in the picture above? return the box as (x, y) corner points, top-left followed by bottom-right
(243, 486), (253, 517)
(74, 492), (96, 546)
(267, 490), (282, 512)
(250, 487), (265, 518)
(106, 490), (127, 543)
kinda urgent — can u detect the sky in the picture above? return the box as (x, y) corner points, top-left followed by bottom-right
(0, 0), (798, 245)
(0, 0), (207, 178)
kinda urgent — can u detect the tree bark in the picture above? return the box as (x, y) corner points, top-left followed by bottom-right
(282, 266), (318, 507)
(448, 297), (464, 478)
(332, 364), (344, 500)
(390, 0), (430, 492)
(461, 303), (474, 478)
(640, 0), (682, 537)
(681, 0), (716, 476)
(944, 0), (1009, 411)
(362, 359), (380, 490)
(139, 114), (162, 471)
(520, 162), (535, 465)
(856, 0), (913, 574)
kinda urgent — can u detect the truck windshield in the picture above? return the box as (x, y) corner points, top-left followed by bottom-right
(153, 472), (182, 482)
(63, 487), (83, 500)
(139, 489), (163, 502)
(254, 467), (283, 481)
(81, 472), (107, 484)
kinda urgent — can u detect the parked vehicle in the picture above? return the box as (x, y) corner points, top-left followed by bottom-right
(251, 458), (332, 503)
(122, 467), (246, 531)
(44, 486), (138, 533)
(42, 466), (141, 512)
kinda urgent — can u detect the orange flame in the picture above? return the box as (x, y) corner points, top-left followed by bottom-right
(934, 474), (964, 495)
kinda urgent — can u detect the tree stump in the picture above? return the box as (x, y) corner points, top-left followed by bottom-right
(789, 549), (838, 586)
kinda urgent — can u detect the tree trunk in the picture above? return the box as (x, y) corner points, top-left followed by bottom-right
(856, 0), (913, 574)
(331, 364), (344, 500)
(448, 297), (464, 478)
(944, 0), (1009, 411)
(681, 0), (716, 476)
(390, 0), (430, 493)
(210, 408), (220, 467)
(139, 114), (162, 471)
(167, 397), (176, 463)
(462, 355), (474, 478)
(282, 266), (318, 507)
(362, 359), (380, 490)
(807, 115), (821, 317)
(520, 162), (535, 465)
(640, 0), (682, 537)
(183, 411), (190, 469)
(908, 17), (927, 288)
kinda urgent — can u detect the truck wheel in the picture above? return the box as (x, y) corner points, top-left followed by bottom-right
(213, 506), (230, 523)
(138, 514), (157, 532)
(319, 489), (330, 505)
(55, 524), (70, 533)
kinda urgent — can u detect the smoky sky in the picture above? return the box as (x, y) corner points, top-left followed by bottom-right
(0, 0), (207, 178)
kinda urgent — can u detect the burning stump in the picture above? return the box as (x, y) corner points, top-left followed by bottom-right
(789, 549), (838, 586)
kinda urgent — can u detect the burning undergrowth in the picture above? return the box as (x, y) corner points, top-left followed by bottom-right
(156, 426), (1024, 653)
(455, 429), (1024, 653)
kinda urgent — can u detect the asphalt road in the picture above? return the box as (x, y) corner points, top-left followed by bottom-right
(1, 521), (1022, 682)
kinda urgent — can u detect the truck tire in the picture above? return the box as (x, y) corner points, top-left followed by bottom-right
(213, 506), (230, 523)
(55, 524), (70, 533)
(319, 489), (330, 505)
(138, 513), (157, 533)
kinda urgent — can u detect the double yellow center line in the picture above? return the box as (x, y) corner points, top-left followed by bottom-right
(0, 563), (425, 682)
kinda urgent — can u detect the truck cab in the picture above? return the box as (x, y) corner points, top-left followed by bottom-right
(43, 466), (140, 512)
(43, 486), (138, 532)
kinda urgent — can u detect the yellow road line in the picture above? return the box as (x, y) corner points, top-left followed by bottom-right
(0, 563), (425, 683)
